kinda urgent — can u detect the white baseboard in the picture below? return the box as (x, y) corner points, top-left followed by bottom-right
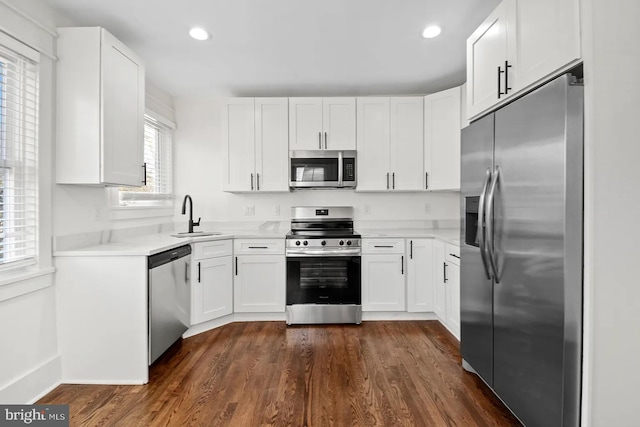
(0, 355), (61, 404)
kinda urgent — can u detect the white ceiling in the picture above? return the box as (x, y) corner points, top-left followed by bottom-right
(40, 0), (500, 98)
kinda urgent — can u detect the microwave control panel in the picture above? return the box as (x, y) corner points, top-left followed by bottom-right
(343, 158), (356, 181)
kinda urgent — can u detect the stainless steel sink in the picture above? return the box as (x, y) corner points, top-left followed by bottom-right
(171, 231), (224, 238)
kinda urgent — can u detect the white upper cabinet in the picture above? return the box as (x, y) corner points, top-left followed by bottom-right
(467, 0), (581, 120)
(56, 27), (145, 186)
(356, 98), (390, 191)
(357, 97), (423, 192)
(514, 0), (581, 91)
(390, 97), (424, 191)
(424, 86), (462, 191)
(466, 0), (517, 120)
(289, 97), (356, 150)
(221, 98), (289, 192)
(254, 98), (290, 191)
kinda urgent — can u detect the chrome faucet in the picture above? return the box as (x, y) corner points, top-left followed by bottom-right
(181, 195), (200, 233)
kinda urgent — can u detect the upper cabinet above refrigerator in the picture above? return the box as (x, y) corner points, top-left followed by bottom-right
(289, 97), (356, 151)
(466, 0), (581, 121)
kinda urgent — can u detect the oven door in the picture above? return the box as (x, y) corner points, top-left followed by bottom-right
(286, 255), (361, 305)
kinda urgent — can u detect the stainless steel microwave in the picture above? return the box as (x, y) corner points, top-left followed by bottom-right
(289, 150), (356, 189)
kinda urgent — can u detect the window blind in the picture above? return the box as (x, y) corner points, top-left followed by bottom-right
(0, 37), (39, 269)
(119, 116), (173, 206)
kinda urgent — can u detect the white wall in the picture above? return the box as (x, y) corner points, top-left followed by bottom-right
(581, 0), (640, 425)
(172, 97), (460, 226)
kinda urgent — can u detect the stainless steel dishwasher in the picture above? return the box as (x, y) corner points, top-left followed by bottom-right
(148, 244), (191, 364)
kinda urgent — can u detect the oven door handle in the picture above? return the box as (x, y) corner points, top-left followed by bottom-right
(286, 249), (362, 257)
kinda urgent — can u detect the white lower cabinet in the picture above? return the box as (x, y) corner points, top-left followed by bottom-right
(406, 239), (435, 312)
(433, 240), (461, 338)
(191, 240), (233, 325)
(362, 239), (406, 311)
(233, 239), (286, 313)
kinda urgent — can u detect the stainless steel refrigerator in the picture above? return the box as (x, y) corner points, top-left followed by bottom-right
(460, 74), (583, 427)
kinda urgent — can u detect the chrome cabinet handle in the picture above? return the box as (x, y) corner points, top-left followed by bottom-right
(374, 245), (394, 248)
(498, 65), (503, 99)
(250, 173), (254, 190)
(478, 168), (493, 280)
(401, 255), (404, 275)
(504, 60), (512, 94)
(392, 172), (395, 189)
(450, 254), (460, 259)
(324, 132), (328, 149)
(142, 163), (147, 185)
(425, 172), (429, 190)
(319, 132), (322, 149)
(486, 166), (501, 282)
(248, 246), (269, 249)
(444, 262), (448, 283)
(197, 262), (201, 283)
(235, 257), (238, 276)
(257, 173), (260, 191)
(386, 173), (390, 190)
(410, 240), (413, 259)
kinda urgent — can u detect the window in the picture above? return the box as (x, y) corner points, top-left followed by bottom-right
(118, 115), (173, 207)
(0, 36), (39, 269)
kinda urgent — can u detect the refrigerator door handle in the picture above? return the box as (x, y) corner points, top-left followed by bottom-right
(486, 165), (501, 283)
(478, 167), (493, 280)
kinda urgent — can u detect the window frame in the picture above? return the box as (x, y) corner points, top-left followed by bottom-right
(0, 32), (40, 272)
(110, 108), (175, 220)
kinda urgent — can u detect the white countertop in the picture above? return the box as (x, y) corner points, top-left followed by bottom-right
(54, 227), (459, 257)
(54, 230), (287, 257)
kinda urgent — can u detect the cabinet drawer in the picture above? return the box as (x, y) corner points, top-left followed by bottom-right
(234, 239), (285, 255)
(193, 239), (232, 260)
(446, 243), (460, 265)
(362, 239), (405, 254)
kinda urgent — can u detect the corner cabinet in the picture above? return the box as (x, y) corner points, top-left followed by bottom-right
(56, 27), (145, 186)
(221, 98), (289, 192)
(191, 240), (233, 325)
(424, 87), (462, 191)
(233, 239), (286, 313)
(289, 97), (356, 150)
(356, 97), (424, 191)
(466, 0), (581, 120)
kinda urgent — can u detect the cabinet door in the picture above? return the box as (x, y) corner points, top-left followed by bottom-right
(406, 239), (435, 312)
(433, 240), (447, 321)
(191, 256), (233, 324)
(322, 98), (356, 150)
(362, 254), (406, 311)
(446, 262), (461, 339)
(356, 97), (390, 191)
(466, 0), (517, 120)
(234, 255), (286, 312)
(101, 30), (145, 186)
(514, 0), (581, 91)
(255, 98), (289, 192)
(289, 98), (323, 150)
(221, 98), (256, 192)
(424, 87), (461, 191)
(390, 97), (424, 191)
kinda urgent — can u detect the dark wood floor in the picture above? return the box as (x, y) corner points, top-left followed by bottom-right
(39, 321), (520, 426)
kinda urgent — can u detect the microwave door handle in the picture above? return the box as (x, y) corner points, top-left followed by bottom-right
(338, 151), (344, 187)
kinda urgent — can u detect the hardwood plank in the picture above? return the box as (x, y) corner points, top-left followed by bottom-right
(39, 321), (521, 426)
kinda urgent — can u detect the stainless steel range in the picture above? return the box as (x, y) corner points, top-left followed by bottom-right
(286, 206), (362, 325)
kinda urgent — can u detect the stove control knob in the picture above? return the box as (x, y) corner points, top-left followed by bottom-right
(295, 241), (301, 246)
(339, 240), (345, 245)
(347, 240), (352, 246)
(321, 240), (326, 246)
(303, 240), (308, 246)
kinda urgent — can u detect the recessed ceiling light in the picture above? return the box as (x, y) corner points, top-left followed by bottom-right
(422, 25), (442, 39)
(189, 27), (211, 41)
